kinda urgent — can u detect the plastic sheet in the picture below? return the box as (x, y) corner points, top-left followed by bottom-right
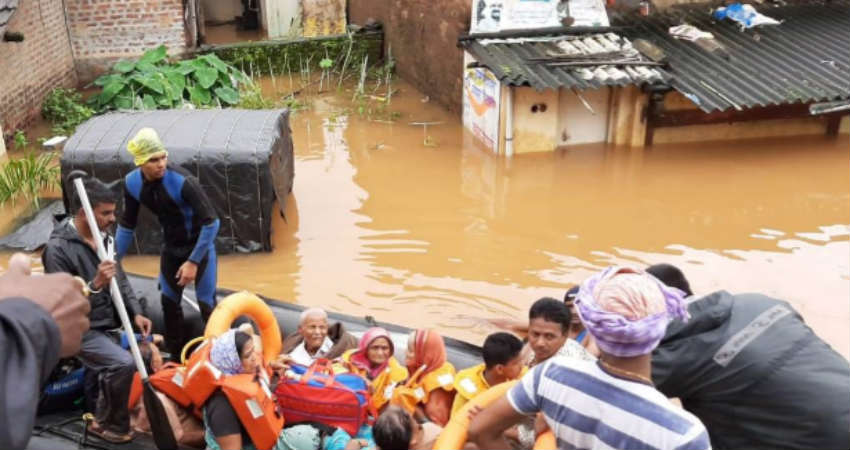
(0, 201), (64, 251)
(59, 109), (294, 255)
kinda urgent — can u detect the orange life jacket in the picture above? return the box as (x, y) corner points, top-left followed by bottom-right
(219, 372), (283, 450)
(128, 363), (193, 410)
(179, 340), (284, 450)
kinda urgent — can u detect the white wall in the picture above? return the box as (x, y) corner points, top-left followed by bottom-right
(262, 0), (302, 38)
(557, 88), (611, 146)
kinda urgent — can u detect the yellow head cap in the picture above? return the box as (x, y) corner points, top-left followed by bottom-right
(127, 128), (167, 166)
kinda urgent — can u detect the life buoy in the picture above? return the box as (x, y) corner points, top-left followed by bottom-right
(534, 431), (556, 450)
(181, 291), (285, 450)
(204, 291), (282, 362)
(432, 380), (517, 450)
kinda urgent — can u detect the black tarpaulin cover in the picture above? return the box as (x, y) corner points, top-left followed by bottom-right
(60, 109), (294, 255)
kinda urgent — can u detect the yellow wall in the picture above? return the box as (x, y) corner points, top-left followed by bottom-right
(512, 87), (558, 153)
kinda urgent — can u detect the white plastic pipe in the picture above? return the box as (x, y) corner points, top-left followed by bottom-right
(505, 87), (514, 157)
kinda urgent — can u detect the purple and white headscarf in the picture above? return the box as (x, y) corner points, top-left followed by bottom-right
(209, 329), (243, 375)
(576, 266), (689, 357)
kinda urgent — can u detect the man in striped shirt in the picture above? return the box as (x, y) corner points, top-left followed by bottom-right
(468, 266), (711, 450)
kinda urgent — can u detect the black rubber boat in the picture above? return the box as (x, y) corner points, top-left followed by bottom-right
(28, 273), (482, 450)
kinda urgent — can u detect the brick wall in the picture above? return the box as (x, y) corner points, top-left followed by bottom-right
(65, 0), (189, 84)
(0, 0), (77, 140)
(351, 0), (471, 114)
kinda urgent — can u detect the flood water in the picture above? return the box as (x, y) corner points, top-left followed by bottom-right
(2, 79), (848, 358)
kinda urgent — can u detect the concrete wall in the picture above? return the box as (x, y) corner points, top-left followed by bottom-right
(558, 88), (611, 146)
(202, 0), (242, 22)
(0, 0), (77, 141)
(653, 91), (846, 145)
(350, 0), (470, 114)
(65, 0), (188, 84)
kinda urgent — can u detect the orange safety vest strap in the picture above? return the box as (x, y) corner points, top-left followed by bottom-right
(128, 373), (143, 409)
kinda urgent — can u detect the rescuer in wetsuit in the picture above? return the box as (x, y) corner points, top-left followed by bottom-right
(115, 128), (220, 357)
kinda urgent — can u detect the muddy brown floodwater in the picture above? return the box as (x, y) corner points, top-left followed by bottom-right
(2, 80), (848, 359)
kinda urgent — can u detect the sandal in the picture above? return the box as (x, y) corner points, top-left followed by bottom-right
(87, 421), (134, 444)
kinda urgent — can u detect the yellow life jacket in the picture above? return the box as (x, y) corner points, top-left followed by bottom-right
(392, 362), (456, 413)
(451, 363), (527, 417)
(341, 350), (408, 411)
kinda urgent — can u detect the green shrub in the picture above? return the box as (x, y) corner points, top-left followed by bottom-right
(0, 152), (60, 208)
(236, 81), (275, 109)
(89, 45), (248, 111)
(13, 130), (28, 150)
(42, 88), (95, 136)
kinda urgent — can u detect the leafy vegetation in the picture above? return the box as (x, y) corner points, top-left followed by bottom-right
(214, 33), (381, 79)
(0, 152), (60, 208)
(12, 130), (28, 150)
(41, 88), (95, 135)
(236, 80), (276, 109)
(89, 45), (248, 111)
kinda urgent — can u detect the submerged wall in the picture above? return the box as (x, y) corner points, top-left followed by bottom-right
(350, 0), (470, 114)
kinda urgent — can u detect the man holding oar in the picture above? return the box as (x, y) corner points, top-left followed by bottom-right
(43, 177), (153, 443)
(116, 128), (220, 358)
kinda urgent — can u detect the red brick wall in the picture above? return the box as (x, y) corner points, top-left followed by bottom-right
(0, 0), (77, 139)
(65, 0), (189, 84)
(351, 0), (471, 114)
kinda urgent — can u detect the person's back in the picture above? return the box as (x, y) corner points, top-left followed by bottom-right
(512, 356), (708, 450)
(653, 290), (850, 449)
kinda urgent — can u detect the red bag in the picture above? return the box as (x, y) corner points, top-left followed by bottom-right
(274, 359), (375, 436)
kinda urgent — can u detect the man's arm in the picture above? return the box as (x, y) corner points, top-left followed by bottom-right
(468, 365), (544, 449)
(181, 178), (219, 264)
(467, 396), (527, 449)
(0, 298), (62, 450)
(115, 186), (140, 261)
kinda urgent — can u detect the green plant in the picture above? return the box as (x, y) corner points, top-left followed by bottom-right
(42, 88), (95, 136)
(236, 80), (275, 109)
(89, 45), (248, 111)
(13, 130), (28, 150)
(0, 152), (60, 208)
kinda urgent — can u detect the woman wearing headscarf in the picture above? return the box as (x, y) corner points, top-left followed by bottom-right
(341, 328), (408, 412)
(392, 329), (456, 426)
(204, 329), (262, 450)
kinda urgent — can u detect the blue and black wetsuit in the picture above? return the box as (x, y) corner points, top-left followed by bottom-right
(115, 165), (219, 356)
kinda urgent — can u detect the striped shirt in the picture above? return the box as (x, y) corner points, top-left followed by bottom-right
(508, 357), (711, 450)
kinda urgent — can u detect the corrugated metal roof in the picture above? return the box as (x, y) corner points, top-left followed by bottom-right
(462, 33), (670, 90)
(616, 1), (850, 112)
(0, 0), (19, 37)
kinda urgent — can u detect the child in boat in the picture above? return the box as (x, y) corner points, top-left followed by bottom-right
(450, 332), (525, 418)
(391, 329), (456, 426)
(373, 406), (442, 450)
(341, 328), (409, 412)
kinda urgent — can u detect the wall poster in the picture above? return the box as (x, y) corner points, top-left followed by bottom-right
(463, 68), (502, 153)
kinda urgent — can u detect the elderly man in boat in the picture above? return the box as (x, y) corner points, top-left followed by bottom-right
(281, 307), (358, 366)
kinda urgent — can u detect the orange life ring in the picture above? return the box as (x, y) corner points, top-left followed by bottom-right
(534, 430), (556, 450)
(432, 380), (517, 450)
(203, 291), (282, 363)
